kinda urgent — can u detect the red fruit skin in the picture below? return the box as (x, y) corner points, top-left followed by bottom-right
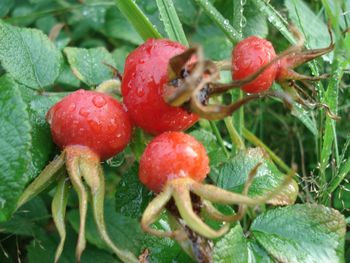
(139, 131), (210, 193)
(232, 36), (277, 93)
(46, 89), (132, 161)
(121, 39), (199, 135)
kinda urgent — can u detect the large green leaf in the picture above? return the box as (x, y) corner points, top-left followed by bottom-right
(213, 225), (248, 263)
(251, 204), (346, 263)
(64, 47), (116, 86)
(210, 148), (298, 204)
(0, 75), (31, 222)
(0, 21), (62, 89)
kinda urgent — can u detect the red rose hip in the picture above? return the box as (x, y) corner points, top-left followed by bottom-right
(232, 36), (277, 93)
(47, 89), (132, 160)
(121, 39), (198, 135)
(139, 131), (209, 193)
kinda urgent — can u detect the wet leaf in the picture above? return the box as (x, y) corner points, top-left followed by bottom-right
(251, 204), (346, 263)
(0, 21), (62, 89)
(64, 46), (116, 87)
(210, 148), (298, 205)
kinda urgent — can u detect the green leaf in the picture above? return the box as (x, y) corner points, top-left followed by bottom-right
(67, 198), (144, 255)
(115, 164), (153, 218)
(190, 129), (228, 166)
(102, 6), (143, 45)
(56, 61), (81, 89)
(112, 45), (135, 73)
(285, 0), (331, 49)
(19, 89), (66, 181)
(251, 204), (346, 263)
(210, 148), (298, 204)
(115, 0), (162, 41)
(64, 47), (115, 86)
(27, 226), (119, 263)
(0, 21), (62, 89)
(156, 0), (188, 46)
(173, 0), (197, 26)
(190, 23), (233, 60)
(243, 0), (268, 38)
(0, 197), (49, 236)
(247, 240), (274, 263)
(0, 75), (31, 222)
(213, 225), (248, 263)
(291, 104), (318, 136)
(0, 0), (13, 18)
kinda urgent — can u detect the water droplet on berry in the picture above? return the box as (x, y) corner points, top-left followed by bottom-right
(88, 119), (100, 133)
(136, 87), (145, 97)
(79, 107), (90, 117)
(68, 103), (76, 112)
(93, 95), (106, 108)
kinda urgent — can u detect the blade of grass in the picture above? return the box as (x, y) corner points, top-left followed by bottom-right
(231, 0), (244, 139)
(115, 0), (162, 41)
(155, 0), (188, 46)
(192, 0), (241, 44)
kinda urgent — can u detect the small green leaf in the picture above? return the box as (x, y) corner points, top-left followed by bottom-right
(210, 148), (298, 204)
(115, 164), (153, 218)
(247, 240), (274, 262)
(0, 75), (31, 222)
(102, 7), (143, 45)
(213, 225), (248, 263)
(156, 0), (188, 46)
(251, 204), (346, 263)
(112, 45), (135, 73)
(67, 199), (144, 255)
(0, 197), (49, 236)
(64, 47), (116, 86)
(19, 88), (66, 181)
(0, 21), (62, 89)
(291, 103), (318, 136)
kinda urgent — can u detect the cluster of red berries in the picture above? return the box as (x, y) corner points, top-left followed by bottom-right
(19, 36), (315, 262)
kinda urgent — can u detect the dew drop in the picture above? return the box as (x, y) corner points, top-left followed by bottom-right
(79, 107), (90, 117)
(93, 95), (106, 108)
(68, 103), (76, 112)
(136, 86), (145, 97)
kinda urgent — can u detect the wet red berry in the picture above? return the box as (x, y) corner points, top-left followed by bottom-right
(139, 131), (209, 193)
(46, 89), (132, 160)
(232, 36), (277, 93)
(121, 39), (199, 135)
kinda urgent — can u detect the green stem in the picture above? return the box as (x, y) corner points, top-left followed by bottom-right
(209, 121), (230, 158)
(223, 117), (245, 151)
(243, 128), (292, 174)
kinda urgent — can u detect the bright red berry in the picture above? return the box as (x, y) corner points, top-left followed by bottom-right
(46, 89), (132, 160)
(232, 36), (277, 93)
(121, 39), (199, 135)
(139, 131), (209, 193)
